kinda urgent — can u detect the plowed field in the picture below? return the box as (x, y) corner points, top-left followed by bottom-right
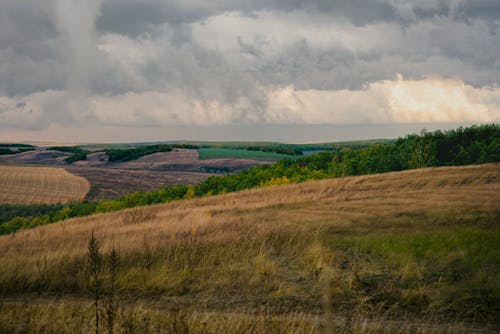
(0, 165), (90, 204)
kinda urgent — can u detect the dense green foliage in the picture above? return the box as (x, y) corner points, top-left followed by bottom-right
(0, 202), (98, 234)
(0, 147), (34, 155)
(0, 148), (15, 155)
(1, 125), (498, 235)
(0, 143), (35, 148)
(295, 139), (396, 151)
(247, 146), (303, 155)
(49, 146), (85, 154)
(105, 144), (175, 162)
(0, 203), (65, 224)
(190, 139), (394, 152)
(64, 151), (88, 163)
(50, 146), (89, 163)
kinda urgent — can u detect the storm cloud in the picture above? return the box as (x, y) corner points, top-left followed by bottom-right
(0, 0), (499, 141)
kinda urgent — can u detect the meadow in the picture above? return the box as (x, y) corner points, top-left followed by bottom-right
(0, 165), (89, 204)
(197, 148), (295, 161)
(0, 163), (498, 333)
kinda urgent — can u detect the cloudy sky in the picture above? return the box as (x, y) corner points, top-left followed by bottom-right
(0, 0), (499, 143)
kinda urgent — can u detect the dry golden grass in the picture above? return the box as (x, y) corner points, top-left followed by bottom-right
(0, 164), (90, 204)
(0, 302), (486, 334)
(0, 163), (499, 333)
(2, 163), (497, 258)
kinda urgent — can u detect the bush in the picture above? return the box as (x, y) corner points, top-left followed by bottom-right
(49, 146), (89, 163)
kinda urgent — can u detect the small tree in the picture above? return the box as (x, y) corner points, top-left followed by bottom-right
(103, 247), (120, 334)
(88, 229), (102, 334)
(409, 129), (435, 169)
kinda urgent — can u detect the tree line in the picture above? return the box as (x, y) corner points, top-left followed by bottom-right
(105, 144), (199, 162)
(0, 147), (34, 155)
(49, 146), (89, 163)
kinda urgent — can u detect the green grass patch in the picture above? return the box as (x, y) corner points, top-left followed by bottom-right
(198, 148), (295, 161)
(1, 226), (498, 322)
(327, 227), (500, 319)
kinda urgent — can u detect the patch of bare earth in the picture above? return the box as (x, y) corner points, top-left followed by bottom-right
(2, 148), (267, 201)
(111, 149), (267, 172)
(67, 166), (213, 201)
(0, 149), (69, 165)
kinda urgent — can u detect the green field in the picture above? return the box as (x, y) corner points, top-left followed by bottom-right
(198, 148), (295, 161)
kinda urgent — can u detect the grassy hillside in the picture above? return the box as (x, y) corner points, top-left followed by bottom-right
(0, 164), (498, 333)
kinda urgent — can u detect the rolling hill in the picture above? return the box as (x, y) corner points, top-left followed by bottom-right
(0, 163), (498, 333)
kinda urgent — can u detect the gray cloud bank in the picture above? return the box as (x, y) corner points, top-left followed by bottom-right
(0, 0), (499, 140)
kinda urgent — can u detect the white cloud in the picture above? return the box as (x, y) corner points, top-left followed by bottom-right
(266, 76), (499, 124)
(1, 77), (498, 130)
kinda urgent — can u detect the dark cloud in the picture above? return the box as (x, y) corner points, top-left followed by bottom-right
(95, 0), (500, 37)
(95, 0), (398, 37)
(0, 0), (499, 134)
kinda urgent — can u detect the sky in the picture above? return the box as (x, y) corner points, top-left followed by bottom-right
(0, 0), (499, 143)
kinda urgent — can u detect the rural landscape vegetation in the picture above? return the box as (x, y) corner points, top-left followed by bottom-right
(1, 1), (500, 333)
(0, 124), (499, 333)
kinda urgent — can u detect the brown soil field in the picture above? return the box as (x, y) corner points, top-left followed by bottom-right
(89, 149), (267, 172)
(0, 149), (266, 201)
(67, 166), (213, 201)
(0, 149), (69, 165)
(0, 165), (90, 204)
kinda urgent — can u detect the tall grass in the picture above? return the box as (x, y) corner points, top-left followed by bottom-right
(0, 164), (498, 332)
(0, 302), (488, 333)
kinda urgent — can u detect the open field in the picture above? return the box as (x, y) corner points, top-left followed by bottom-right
(198, 148), (294, 161)
(0, 149), (69, 165)
(109, 149), (267, 172)
(0, 164), (498, 332)
(67, 167), (213, 201)
(0, 149), (268, 201)
(0, 165), (89, 204)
